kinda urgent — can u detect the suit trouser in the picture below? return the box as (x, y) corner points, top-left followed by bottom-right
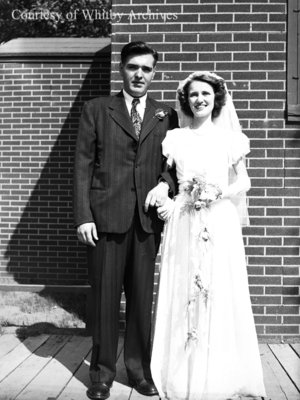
(87, 211), (161, 384)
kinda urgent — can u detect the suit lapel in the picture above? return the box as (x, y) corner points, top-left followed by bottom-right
(108, 92), (138, 141)
(139, 97), (159, 144)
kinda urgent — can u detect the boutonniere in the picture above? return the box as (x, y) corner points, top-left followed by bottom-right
(154, 108), (168, 120)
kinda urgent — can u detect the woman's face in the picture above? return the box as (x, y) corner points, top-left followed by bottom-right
(188, 80), (215, 121)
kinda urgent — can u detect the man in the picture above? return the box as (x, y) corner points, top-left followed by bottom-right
(73, 41), (178, 400)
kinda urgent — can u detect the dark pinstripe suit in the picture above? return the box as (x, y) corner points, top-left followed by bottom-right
(73, 91), (178, 384)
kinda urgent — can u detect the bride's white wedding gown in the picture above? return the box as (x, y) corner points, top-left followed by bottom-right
(151, 125), (266, 400)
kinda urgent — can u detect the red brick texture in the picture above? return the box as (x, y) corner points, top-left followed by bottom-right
(0, 55), (111, 285)
(110, 0), (299, 341)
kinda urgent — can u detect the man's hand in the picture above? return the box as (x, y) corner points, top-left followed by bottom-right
(144, 181), (169, 212)
(77, 222), (98, 246)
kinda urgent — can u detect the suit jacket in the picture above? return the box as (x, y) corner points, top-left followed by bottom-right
(73, 91), (178, 234)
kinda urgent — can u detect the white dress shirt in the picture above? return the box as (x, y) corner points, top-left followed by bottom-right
(123, 89), (147, 121)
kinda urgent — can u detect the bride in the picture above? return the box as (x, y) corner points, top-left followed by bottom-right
(150, 72), (266, 400)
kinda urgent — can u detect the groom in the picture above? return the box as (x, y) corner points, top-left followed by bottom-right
(73, 41), (178, 400)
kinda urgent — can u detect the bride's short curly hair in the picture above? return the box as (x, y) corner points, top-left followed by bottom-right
(177, 72), (227, 119)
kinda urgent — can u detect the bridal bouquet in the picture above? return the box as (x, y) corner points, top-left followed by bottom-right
(182, 175), (222, 212)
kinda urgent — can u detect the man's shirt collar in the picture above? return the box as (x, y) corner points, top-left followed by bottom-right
(123, 89), (147, 114)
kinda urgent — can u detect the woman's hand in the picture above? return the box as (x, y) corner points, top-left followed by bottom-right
(157, 198), (175, 221)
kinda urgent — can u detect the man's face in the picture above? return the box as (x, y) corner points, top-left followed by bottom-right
(120, 53), (156, 98)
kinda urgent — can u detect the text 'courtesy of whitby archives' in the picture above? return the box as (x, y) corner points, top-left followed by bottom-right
(11, 8), (178, 23)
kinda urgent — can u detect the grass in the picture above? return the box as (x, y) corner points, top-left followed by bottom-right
(0, 291), (86, 334)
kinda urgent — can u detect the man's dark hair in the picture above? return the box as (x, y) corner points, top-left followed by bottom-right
(120, 41), (159, 66)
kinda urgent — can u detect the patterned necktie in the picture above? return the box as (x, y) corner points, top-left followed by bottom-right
(131, 98), (142, 139)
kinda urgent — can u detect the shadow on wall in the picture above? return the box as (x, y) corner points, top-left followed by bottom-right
(3, 46), (111, 323)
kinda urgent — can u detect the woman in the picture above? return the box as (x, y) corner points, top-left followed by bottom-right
(150, 72), (266, 400)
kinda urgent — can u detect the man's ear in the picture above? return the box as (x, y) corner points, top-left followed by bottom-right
(119, 62), (123, 74)
(152, 66), (156, 79)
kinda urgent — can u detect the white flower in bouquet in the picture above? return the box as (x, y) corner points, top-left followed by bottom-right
(182, 175), (222, 213)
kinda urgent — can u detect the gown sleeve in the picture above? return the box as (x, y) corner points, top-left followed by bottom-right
(228, 132), (250, 166)
(162, 129), (179, 167)
(226, 131), (251, 227)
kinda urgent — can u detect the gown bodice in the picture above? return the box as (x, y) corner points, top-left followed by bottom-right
(162, 124), (250, 192)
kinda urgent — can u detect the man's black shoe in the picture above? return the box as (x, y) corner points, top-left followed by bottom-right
(129, 379), (158, 396)
(86, 382), (111, 400)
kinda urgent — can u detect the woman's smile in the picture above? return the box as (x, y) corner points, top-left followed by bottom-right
(188, 80), (215, 121)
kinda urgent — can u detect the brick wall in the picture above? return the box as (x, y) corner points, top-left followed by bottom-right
(1, 1), (299, 341)
(111, 0), (299, 341)
(0, 39), (111, 285)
